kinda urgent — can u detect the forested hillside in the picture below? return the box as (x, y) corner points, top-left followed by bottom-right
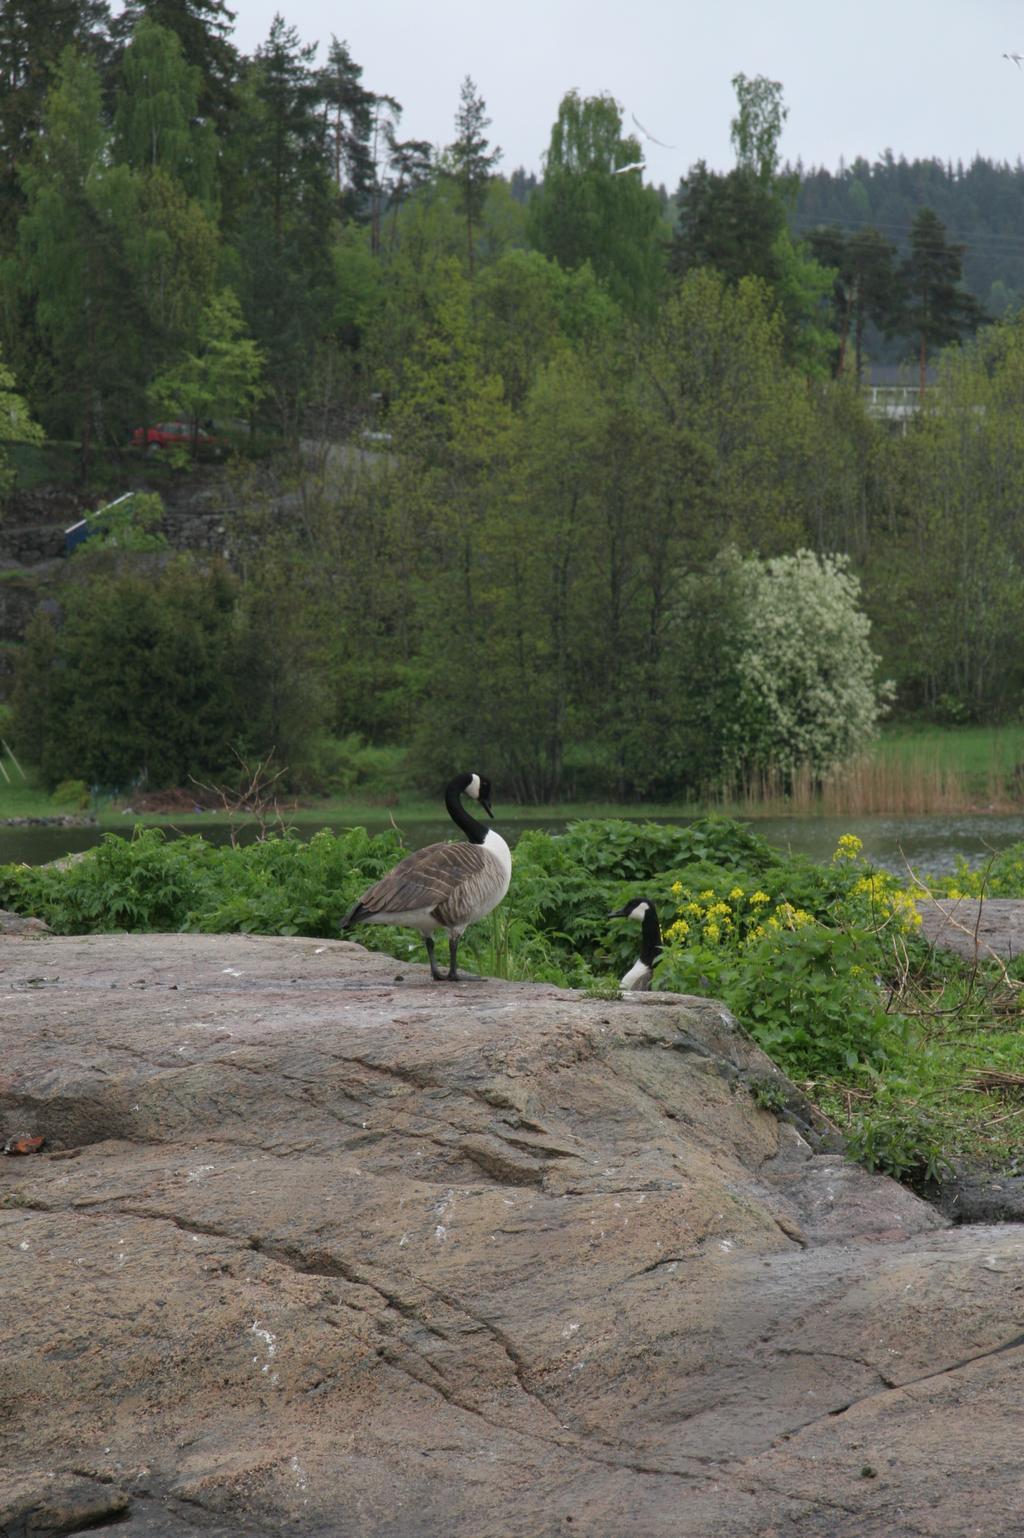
(793, 153), (1024, 322)
(2, 2), (1024, 803)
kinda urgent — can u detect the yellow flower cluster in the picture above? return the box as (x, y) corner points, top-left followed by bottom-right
(850, 873), (921, 931)
(833, 833), (864, 861)
(664, 884), (815, 950)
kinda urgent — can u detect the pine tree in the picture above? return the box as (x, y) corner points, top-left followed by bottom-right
(900, 208), (985, 392)
(806, 224), (898, 377)
(17, 47), (140, 464)
(318, 36), (374, 219)
(448, 76), (500, 277)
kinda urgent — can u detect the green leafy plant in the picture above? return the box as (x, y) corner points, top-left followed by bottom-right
(749, 1077), (789, 1113)
(845, 1102), (955, 1188)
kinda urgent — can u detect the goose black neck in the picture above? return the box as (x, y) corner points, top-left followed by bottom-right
(445, 777), (488, 845)
(639, 904), (662, 968)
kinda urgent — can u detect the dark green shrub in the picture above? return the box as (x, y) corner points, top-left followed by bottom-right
(12, 557), (242, 791)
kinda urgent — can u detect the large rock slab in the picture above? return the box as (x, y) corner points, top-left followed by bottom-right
(918, 895), (1024, 962)
(0, 933), (1021, 1537)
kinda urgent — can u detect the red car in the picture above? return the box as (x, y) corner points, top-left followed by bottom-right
(131, 421), (218, 452)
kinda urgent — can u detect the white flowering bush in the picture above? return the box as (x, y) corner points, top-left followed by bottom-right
(727, 548), (891, 778)
(677, 548), (892, 785)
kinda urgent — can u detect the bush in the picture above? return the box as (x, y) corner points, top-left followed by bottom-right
(0, 824), (403, 935)
(12, 556), (243, 791)
(672, 549), (893, 790)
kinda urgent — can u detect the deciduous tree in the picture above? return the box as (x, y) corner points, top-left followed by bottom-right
(150, 287), (264, 450)
(528, 90), (666, 318)
(111, 0), (237, 127)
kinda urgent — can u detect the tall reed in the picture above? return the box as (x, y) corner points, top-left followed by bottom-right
(710, 747), (1023, 817)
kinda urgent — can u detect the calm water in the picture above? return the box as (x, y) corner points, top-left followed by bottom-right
(3, 811), (1024, 877)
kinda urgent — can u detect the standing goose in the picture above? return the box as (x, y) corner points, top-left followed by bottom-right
(341, 772), (512, 982)
(608, 897), (663, 991)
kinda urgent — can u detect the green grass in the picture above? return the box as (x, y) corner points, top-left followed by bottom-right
(1, 723), (1023, 828)
(874, 723), (1024, 781)
(0, 782), (76, 817)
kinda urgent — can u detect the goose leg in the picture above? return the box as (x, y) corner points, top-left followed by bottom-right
(424, 934), (447, 982)
(447, 934), (480, 982)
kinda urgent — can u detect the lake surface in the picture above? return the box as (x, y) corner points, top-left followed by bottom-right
(3, 810), (1024, 877)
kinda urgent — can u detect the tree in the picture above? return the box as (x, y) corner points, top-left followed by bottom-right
(870, 317), (1024, 719)
(730, 72), (787, 183)
(807, 224), (900, 378)
(150, 287), (264, 451)
(12, 555), (244, 790)
(527, 90), (666, 318)
(0, 350), (43, 496)
(318, 36), (374, 218)
(111, 0), (237, 127)
(674, 76), (833, 371)
(0, 0), (111, 245)
(16, 48), (140, 461)
(900, 208), (985, 392)
(674, 161), (786, 288)
(682, 548), (891, 786)
(113, 17), (216, 202)
(222, 16), (333, 432)
(447, 76), (500, 278)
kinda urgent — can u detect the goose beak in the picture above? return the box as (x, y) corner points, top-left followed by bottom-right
(481, 798), (494, 818)
(607, 905), (629, 919)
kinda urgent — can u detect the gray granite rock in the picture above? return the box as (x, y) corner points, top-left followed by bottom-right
(0, 933), (1020, 1538)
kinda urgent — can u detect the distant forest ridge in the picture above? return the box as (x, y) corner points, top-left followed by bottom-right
(511, 153), (1024, 328)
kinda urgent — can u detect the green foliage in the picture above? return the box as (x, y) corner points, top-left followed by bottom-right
(872, 317), (1024, 720)
(900, 208), (985, 379)
(0, 824), (403, 935)
(717, 548), (892, 782)
(0, 348), (43, 496)
(933, 840), (1024, 899)
(113, 18), (216, 201)
(74, 492), (169, 552)
(2, 812), (1022, 1190)
(749, 1077), (788, 1113)
(11, 555), (244, 790)
(845, 1100), (954, 1187)
(52, 778), (90, 810)
(730, 73), (788, 184)
(150, 286), (264, 439)
(528, 90), (667, 318)
(445, 75), (501, 277)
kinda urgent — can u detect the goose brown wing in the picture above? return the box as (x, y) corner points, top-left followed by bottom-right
(358, 840), (489, 917)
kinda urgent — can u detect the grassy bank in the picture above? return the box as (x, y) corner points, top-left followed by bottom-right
(1, 724), (1022, 826)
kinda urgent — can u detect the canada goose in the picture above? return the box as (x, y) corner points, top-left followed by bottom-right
(340, 772), (512, 982)
(608, 897), (663, 991)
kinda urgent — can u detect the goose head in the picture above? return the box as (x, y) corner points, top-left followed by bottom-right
(457, 771), (494, 818)
(608, 897), (653, 922)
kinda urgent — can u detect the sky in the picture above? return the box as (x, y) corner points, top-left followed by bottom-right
(126, 0), (1024, 189)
